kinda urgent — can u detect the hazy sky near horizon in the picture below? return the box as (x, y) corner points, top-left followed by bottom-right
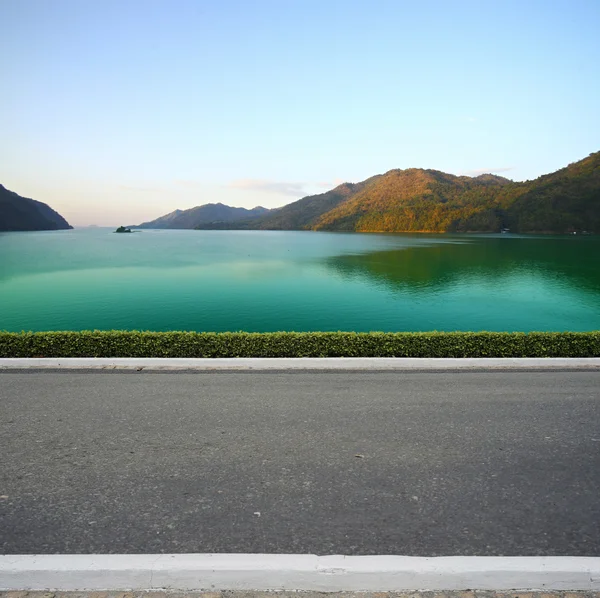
(1, 0), (599, 226)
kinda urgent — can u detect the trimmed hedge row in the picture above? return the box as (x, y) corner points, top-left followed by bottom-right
(0, 330), (599, 358)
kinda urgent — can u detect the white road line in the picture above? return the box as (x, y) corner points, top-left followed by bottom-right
(1, 554), (600, 591)
(1, 357), (600, 370)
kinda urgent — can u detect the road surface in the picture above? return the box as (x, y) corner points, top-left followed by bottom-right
(1, 369), (599, 555)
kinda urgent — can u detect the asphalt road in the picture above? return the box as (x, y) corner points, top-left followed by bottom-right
(1, 370), (599, 556)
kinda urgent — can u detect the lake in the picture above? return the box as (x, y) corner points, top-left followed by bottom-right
(1, 228), (599, 332)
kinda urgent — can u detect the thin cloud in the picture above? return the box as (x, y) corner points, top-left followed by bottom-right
(461, 166), (514, 177)
(173, 180), (205, 189)
(118, 185), (161, 192)
(228, 179), (307, 197)
(228, 177), (350, 196)
(316, 178), (346, 188)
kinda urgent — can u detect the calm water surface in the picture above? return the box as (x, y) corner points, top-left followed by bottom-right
(1, 228), (599, 332)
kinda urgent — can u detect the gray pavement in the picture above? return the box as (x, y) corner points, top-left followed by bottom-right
(2, 593), (600, 598)
(1, 370), (599, 555)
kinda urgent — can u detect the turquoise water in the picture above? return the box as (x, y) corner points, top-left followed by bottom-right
(1, 228), (599, 332)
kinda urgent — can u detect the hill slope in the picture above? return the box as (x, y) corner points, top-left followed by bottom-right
(197, 180), (378, 230)
(316, 153), (600, 233)
(494, 152), (600, 233)
(202, 152), (599, 234)
(135, 203), (269, 229)
(314, 169), (513, 232)
(0, 185), (73, 232)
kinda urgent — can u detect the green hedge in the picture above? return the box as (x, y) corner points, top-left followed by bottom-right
(0, 330), (599, 358)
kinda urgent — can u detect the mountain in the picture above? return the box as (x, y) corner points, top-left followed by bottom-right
(207, 152), (599, 234)
(0, 184), (73, 232)
(135, 203), (270, 229)
(312, 168), (513, 232)
(492, 152), (600, 233)
(196, 180), (377, 230)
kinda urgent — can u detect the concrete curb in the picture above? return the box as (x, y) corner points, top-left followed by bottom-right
(1, 555), (600, 591)
(1, 357), (600, 370)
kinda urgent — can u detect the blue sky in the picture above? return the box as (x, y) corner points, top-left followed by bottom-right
(1, 0), (599, 226)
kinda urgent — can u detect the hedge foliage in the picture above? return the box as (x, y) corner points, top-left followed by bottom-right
(0, 330), (599, 358)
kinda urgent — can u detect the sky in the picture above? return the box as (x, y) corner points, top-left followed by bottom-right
(1, 0), (599, 226)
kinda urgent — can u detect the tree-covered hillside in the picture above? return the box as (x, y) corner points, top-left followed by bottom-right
(206, 152), (599, 234)
(313, 169), (511, 232)
(495, 152), (600, 233)
(314, 152), (599, 233)
(136, 203), (269, 229)
(195, 180), (378, 230)
(0, 184), (72, 232)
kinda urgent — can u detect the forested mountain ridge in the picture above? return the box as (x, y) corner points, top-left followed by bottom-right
(313, 168), (512, 232)
(492, 151), (600, 233)
(203, 152), (598, 234)
(196, 179), (379, 231)
(0, 184), (72, 231)
(313, 153), (599, 233)
(135, 203), (269, 229)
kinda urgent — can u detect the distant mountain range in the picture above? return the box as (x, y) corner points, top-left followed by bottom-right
(0, 184), (72, 232)
(132, 203), (270, 229)
(4, 151), (598, 234)
(196, 151), (600, 234)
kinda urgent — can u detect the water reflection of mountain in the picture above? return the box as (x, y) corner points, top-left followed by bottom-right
(324, 237), (600, 295)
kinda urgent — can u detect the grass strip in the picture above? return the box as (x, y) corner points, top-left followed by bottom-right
(0, 330), (599, 358)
